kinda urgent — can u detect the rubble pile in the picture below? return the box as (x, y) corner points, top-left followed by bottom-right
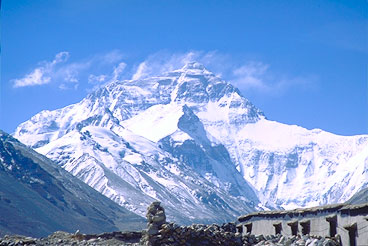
(0, 230), (142, 246)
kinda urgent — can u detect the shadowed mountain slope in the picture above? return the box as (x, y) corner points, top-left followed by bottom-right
(0, 130), (144, 237)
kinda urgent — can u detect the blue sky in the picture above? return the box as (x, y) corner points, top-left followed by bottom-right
(1, 0), (367, 136)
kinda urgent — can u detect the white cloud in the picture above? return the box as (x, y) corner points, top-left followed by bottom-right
(12, 50), (316, 95)
(230, 61), (317, 94)
(13, 52), (69, 88)
(52, 51), (70, 64)
(85, 62), (127, 93)
(230, 62), (317, 94)
(87, 62), (126, 87)
(101, 50), (125, 64)
(131, 51), (202, 80)
(132, 62), (147, 80)
(232, 62), (269, 90)
(112, 62), (127, 81)
(130, 51), (317, 95)
(88, 74), (107, 83)
(58, 83), (78, 90)
(12, 68), (51, 88)
(12, 50), (126, 90)
(56, 61), (92, 89)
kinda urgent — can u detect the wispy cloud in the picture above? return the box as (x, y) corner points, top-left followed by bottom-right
(130, 51), (318, 95)
(131, 51), (206, 80)
(88, 74), (107, 84)
(101, 50), (125, 64)
(57, 60), (92, 90)
(131, 62), (148, 80)
(12, 52), (69, 88)
(86, 62), (127, 93)
(12, 49), (316, 95)
(112, 62), (127, 81)
(12, 50), (126, 90)
(232, 62), (269, 90)
(231, 61), (317, 94)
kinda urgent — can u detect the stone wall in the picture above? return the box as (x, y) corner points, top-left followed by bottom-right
(140, 201), (345, 246)
(0, 201), (352, 245)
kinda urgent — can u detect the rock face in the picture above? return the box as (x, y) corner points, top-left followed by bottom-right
(13, 62), (368, 222)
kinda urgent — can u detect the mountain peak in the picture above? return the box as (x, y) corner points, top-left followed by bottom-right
(11, 58), (368, 224)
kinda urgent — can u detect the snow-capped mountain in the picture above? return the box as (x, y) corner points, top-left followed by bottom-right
(0, 130), (145, 237)
(14, 62), (368, 222)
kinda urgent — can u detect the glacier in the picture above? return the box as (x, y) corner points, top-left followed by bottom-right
(13, 62), (368, 222)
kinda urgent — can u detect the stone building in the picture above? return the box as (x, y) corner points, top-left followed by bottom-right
(238, 203), (368, 246)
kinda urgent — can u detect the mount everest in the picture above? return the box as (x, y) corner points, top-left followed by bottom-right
(13, 62), (368, 223)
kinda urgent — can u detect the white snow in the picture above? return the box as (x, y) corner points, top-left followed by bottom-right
(122, 103), (184, 142)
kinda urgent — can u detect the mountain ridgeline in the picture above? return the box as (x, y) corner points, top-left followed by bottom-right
(13, 62), (368, 223)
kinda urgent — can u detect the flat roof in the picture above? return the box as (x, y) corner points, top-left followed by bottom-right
(238, 203), (368, 222)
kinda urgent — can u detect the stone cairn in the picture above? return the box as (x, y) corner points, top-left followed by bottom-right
(140, 201), (167, 246)
(140, 201), (242, 246)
